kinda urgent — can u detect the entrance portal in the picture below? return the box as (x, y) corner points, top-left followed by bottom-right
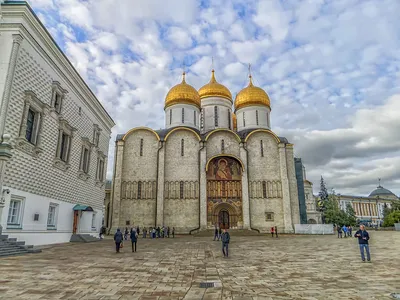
(206, 156), (243, 228)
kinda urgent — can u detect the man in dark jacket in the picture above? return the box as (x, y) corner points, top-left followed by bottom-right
(354, 225), (371, 262)
(221, 229), (230, 257)
(114, 228), (123, 253)
(130, 228), (138, 252)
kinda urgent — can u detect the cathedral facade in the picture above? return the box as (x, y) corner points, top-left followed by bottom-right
(110, 70), (300, 233)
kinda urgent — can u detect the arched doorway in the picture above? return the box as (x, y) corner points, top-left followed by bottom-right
(206, 156), (243, 229)
(308, 219), (317, 224)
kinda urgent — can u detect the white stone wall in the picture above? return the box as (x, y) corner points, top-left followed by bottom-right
(236, 106), (270, 131)
(201, 97), (233, 133)
(205, 130), (240, 161)
(164, 129), (200, 231)
(165, 104), (200, 130)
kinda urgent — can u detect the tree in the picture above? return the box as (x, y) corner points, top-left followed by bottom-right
(319, 176), (329, 201)
(345, 203), (357, 226)
(382, 201), (400, 227)
(323, 194), (357, 226)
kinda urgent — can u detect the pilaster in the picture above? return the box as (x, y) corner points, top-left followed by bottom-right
(0, 34), (24, 138)
(156, 141), (165, 227)
(279, 143), (294, 233)
(286, 144), (300, 225)
(111, 140), (124, 231)
(199, 142), (207, 229)
(239, 142), (250, 229)
(0, 134), (13, 231)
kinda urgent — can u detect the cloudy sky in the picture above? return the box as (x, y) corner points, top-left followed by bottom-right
(27, 0), (400, 196)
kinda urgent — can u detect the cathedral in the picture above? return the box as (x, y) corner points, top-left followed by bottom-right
(109, 69), (301, 233)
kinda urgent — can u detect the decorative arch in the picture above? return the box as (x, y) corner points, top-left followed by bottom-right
(164, 127), (201, 141)
(244, 129), (281, 144)
(122, 127), (160, 141)
(205, 154), (245, 172)
(205, 128), (241, 143)
(212, 202), (239, 216)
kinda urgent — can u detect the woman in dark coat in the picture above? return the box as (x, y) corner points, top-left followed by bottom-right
(130, 228), (138, 252)
(114, 229), (123, 253)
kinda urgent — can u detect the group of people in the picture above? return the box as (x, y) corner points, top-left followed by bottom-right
(270, 226), (278, 238)
(336, 225), (353, 238)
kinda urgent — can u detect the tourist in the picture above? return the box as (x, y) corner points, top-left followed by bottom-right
(354, 225), (371, 262)
(172, 227), (175, 238)
(337, 225), (342, 238)
(274, 226), (278, 238)
(114, 228), (123, 253)
(214, 226), (219, 241)
(348, 225), (352, 237)
(152, 227), (156, 239)
(137, 226), (140, 236)
(124, 227), (129, 241)
(218, 227), (222, 241)
(157, 226), (160, 238)
(143, 227), (147, 238)
(167, 226), (170, 238)
(270, 226), (275, 238)
(342, 225), (348, 238)
(221, 229), (230, 258)
(161, 226), (165, 238)
(130, 228), (138, 252)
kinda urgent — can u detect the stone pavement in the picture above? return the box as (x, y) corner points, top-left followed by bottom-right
(0, 232), (399, 300)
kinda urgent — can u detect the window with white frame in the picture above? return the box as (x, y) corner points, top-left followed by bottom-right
(78, 137), (93, 179)
(47, 203), (58, 229)
(51, 81), (67, 114)
(96, 151), (106, 185)
(7, 196), (24, 227)
(17, 91), (47, 156)
(54, 118), (75, 170)
(91, 212), (97, 229)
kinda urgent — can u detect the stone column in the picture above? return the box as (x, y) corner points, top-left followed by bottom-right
(286, 144), (300, 225)
(0, 34), (24, 138)
(279, 143), (294, 233)
(0, 135), (13, 232)
(156, 141), (165, 227)
(239, 143), (250, 229)
(199, 142), (207, 229)
(111, 140), (124, 231)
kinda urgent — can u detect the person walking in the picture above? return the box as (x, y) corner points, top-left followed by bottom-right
(143, 227), (147, 238)
(348, 225), (352, 237)
(221, 229), (230, 258)
(167, 226), (170, 238)
(218, 227), (222, 241)
(354, 225), (371, 262)
(124, 227), (129, 241)
(342, 225), (348, 238)
(337, 225), (342, 238)
(270, 226), (275, 238)
(172, 227), (175, 238)
(214, 226), (219, 241)
(130, 228), (138, 252)
(114, 228), (123, 253)
(274, 226), (278, 238)
(137, 226), (140, 237)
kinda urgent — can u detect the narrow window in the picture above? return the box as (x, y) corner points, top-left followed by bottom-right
(260, 140), (264, 157)
(194, 111), (196, 126)
(243, 112), (246, 127)
(170, 109), (172, 125)
(59, 133), (70, 162)
(256, 110), (259, 125)
(26, 109), (36, 143)
(182, 108), (185, 123)
(82, 148), (90, 173)
(47, 203), (58, 229)
(201, 108), (205, 130)
(263, 181), (267, 198)
(138, 181), (142, 199)
(7, 199), (22, 225)
(221, 139), (225, 152)
(54, 93), (62, 113)
(228, 110), (231, 129)
(214, 106), (218, 127)
(180, 181), (184, 199)
(140, 139), (143, 156)
(91, 212), (96, 228)
(181, 139), (184, 156)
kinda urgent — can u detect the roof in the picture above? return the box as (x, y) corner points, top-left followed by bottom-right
(73, 204), (93, 211)
(369, 185), (397, 198)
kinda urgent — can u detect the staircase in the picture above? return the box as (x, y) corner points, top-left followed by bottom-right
(193, 229), (266, 237)
(70, 234), (100, 243)
(0, 227), (42, 257)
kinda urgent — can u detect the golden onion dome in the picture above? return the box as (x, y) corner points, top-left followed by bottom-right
(198, 70), (232, 102)
(234, 75), (271, 111)
(165, 72), (201, 109)
(232, 113), (237, 131)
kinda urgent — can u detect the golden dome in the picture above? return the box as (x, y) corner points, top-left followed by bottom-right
(165, 72), (201, 109)
(198, 70), (232, 101)
(234, 75), (271, 111)
(232, 113), (237, 131)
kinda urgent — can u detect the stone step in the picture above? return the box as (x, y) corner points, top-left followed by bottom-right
(0, 250), (29, 257)
(194, 229), (265, 237)
(8, 238), (17, 242)
(0, 234), (9, 240)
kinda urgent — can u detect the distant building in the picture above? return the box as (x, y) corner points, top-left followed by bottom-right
(0, 1), (115, 245)
(294, 158), (307, 224)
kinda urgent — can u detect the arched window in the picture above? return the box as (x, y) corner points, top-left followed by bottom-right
(194, 111), (196, 126)
(221, 139), (225, 152)
(140, 139), (143, 156)
(170, 109), (172, 125)
(181, 139), (184, 156)
(182, 108), (185, 123)
(214, 106), (218, 127)
(256, 110), (259, 125)
(262, 181), (267, 198)
(243, 112), (246, 127)
(260, 140), (264, 157)
(180, 181), (184, 199)
(228, 110), (231, 129)
(138, 181), (142, 199)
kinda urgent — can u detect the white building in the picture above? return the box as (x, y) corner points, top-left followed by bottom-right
(0, 1), (115, 245)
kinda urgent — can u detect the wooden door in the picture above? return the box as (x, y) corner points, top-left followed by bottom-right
(73, 211), (79, 234)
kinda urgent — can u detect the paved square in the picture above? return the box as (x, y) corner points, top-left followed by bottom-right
(0, 232), (399, 300)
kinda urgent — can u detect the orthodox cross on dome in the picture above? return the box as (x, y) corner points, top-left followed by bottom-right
(248, 63), (253, 85)
(181, 61), (186, 83)
(378, 178), (382, 187)
(211, 56), (214, 71)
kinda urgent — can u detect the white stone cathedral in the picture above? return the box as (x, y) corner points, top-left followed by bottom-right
(109, 70), (300, 233)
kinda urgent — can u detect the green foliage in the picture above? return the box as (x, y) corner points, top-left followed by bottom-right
(323, 194), (357, 226)
(382, 211), (400, 227)
(346, 203), (357, 226)
(319, 176), (329, 202)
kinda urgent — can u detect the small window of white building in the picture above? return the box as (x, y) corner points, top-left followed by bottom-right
(91, 212), (97, 229)
(7, 196), (25, 228)
(51, 81), (67, 114)
(47, 203), (58, 229)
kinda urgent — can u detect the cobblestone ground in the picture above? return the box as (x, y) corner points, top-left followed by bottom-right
(0, 232), (399, 300)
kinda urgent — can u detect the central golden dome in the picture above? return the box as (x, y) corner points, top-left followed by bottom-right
(198, 70), (232, 101)
(234, 75), (271, 111)
(165, 72), (201, 109)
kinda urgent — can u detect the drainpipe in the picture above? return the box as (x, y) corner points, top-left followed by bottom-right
(189, 140), (205, 235)
(245, 139), (260, 233)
